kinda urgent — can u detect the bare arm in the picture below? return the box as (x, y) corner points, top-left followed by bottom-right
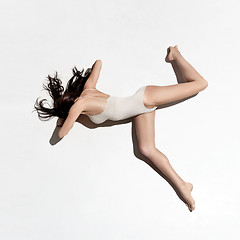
(84, 60), (102, 89)
(58, 99), (86, 138)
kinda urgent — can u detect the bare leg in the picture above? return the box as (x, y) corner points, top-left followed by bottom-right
(144, 45), (208, 108)
(134, 110), (195, 212)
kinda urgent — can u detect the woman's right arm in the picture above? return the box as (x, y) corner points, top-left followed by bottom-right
(58, 98), (86, 138)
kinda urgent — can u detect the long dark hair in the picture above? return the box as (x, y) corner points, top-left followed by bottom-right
(33, 66), (91, 121)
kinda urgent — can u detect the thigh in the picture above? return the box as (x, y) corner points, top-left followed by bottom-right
(144, 81), (205, 106)
(134, 110), (156, 155)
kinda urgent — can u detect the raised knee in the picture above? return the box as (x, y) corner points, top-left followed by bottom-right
(139, 144), (155, 157)
(199, 78), (208, 91)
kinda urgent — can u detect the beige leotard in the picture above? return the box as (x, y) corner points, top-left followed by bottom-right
(79, 86), (157, 124)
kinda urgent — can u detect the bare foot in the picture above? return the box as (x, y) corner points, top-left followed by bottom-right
(165, 45), (180, 62)
(178, 182), (195, 212)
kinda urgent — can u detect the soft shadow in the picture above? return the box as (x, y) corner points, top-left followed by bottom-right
(49, 114), (133, 145)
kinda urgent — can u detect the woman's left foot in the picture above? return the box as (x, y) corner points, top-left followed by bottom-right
(165, 45), (179, 62)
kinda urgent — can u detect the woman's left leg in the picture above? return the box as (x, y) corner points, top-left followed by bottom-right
(134, 110), (195, 212)
(143, 45), (208, 108)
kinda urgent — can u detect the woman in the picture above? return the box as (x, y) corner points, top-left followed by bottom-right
(34, 45), (208, 212)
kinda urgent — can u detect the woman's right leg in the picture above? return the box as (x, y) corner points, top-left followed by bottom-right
(144, 46), (208, 108)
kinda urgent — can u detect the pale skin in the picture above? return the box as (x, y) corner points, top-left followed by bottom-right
(58, 46), (208, 212)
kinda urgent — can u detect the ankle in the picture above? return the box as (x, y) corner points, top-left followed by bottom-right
(176, 180), (186, 190)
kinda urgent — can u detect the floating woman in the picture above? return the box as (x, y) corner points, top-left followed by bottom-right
(34, 45), (208, 212)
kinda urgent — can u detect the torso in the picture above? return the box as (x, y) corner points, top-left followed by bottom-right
(76, 88), (110, 116)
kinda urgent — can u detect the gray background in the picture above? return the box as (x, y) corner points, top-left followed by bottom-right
(1, 0), (239, 239)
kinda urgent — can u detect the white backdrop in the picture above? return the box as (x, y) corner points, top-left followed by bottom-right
(1, 0), (240, 239)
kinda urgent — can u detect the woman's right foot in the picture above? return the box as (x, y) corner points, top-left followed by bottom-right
(178, 182), (195, 212)
(165, 45), (180, 62)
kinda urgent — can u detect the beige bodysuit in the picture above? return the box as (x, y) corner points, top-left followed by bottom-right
(79, 86), (157, 124)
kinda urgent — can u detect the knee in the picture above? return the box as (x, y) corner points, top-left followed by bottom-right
(199, 78), (208, 91)
(139, 144), (156, 157)
(203, 79), (208, 89)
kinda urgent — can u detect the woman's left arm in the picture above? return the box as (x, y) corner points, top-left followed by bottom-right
(58, 99), (86, 138)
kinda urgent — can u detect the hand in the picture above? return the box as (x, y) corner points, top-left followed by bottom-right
(57, 118), (65, 127)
